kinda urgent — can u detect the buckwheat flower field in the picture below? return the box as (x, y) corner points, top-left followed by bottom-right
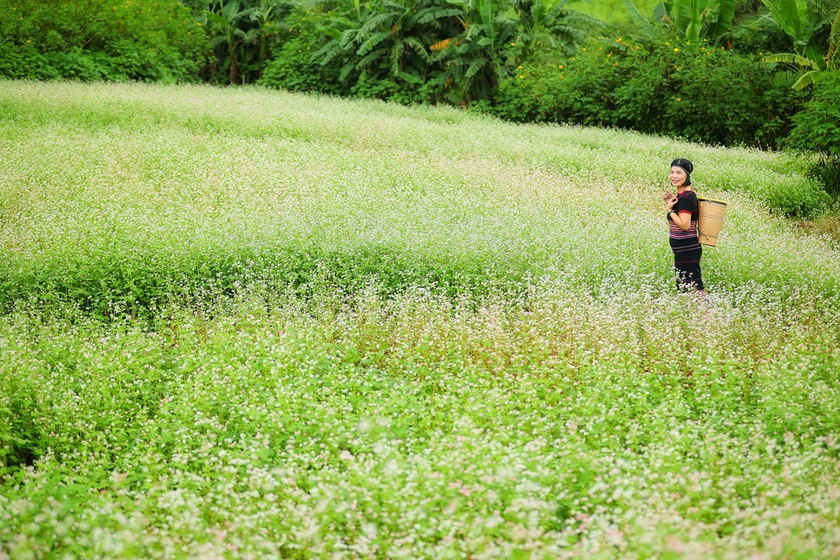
(1, 81), (839, 559)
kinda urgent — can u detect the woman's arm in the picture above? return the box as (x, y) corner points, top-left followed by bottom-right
(669, 210), (692, 230)
(665, 197), (693, 230)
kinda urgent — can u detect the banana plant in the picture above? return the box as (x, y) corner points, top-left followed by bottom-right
(355, 0), (434, 84)
(312, 0), (604, 104)
(626, 0), (736, 43)
(313, 0), (435, 87)
(428, 0), (520, 103)
(203, 0), (259, 84)
(248, 0), (290, 79)
(514, 0), (607, 56)
(760, 0), (832, 66)
(829, 6), (840, 64)
(761, 0), (838, 89)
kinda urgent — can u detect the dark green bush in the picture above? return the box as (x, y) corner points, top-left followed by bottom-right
(485, 36), (805, 149)
(0, 43), (60, 80)
(758, 177), (833, 217)
(0, 0), (208, 82)
(0, 376), (44, 472)
(258, 13), (344, 95)
(729, 12), (793, 54)
(787, 71), (840, 198)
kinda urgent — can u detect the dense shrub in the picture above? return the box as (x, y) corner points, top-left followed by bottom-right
(729, 11), (793, 54)
(258, 10), (347, 96)
(483, 36), (806, 149)
(0, 0), (208, 82)
(0, 43), (60, 80)
(787, 71), (840, 198)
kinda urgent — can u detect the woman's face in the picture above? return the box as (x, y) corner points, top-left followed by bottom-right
(669, 166), (688, 187)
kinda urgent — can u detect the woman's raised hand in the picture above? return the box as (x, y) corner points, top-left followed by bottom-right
(664, 191), (678, 211)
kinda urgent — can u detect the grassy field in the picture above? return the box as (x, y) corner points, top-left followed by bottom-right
(1, 81), (839, 559)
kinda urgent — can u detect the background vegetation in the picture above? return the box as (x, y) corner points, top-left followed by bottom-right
(1, 0), (837, 195)
(0, 0), (207, 82)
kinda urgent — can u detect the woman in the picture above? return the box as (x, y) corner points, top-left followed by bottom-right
(663, 158), (708, 296)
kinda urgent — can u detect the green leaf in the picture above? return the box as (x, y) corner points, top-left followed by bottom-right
(397, 70), (424, 84)
(710, 0), (737, 42)
(653, 2), (669, 23)
(671, 0), (692, 31)
(356, 31), (392, 57)
(763, 52), (820, 69)
(685, 0), (701, 41)
(791, 69), (819, 90)
(803, 40), (826, 69)
(625, 0), (653, 31)
(762, 0), (801, 39)
(404, 38), (432, 64)
(465, 57), (488, 79)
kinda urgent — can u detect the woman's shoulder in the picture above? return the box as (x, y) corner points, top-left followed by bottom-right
(679, 190), (699, 207)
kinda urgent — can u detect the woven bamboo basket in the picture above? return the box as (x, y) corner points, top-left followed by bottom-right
(697, 197), (727, 247)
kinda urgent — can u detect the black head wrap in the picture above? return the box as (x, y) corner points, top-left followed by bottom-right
(670, 158), (693, 186)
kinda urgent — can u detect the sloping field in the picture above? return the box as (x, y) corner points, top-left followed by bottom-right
(1, 81), (839, 558)
(1, 82), (834, 312)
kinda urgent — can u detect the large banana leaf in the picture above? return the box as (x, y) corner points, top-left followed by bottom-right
(625, 0), (654, 30)
(791, 70), (820, 89)
(763, 52), (820, 69)
(708, 0), (736, 42)
(465, 56), (488, 78)
(652, 1), (669, 24)
(803, 40), (826, 68)
(477, 0), (498, 41)
(670, 0), (693, 31)
(356, 31), (392, 56)
(780, 0), (805, 37)
(653, 0), (696, 32)
(763, 52), (822, 89)
(761, 0), (803, 40)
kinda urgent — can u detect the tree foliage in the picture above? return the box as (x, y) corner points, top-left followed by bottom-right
(0, 0), (208, 82)
(625, 0), (737, 43)
(760, 0), (839, 89)
(787, 70), (840, 195)
(188, 0), (293, 84)
(304, 0), (602, 104)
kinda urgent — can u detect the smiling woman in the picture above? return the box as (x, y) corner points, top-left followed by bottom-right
(664, 158), (708, 297)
